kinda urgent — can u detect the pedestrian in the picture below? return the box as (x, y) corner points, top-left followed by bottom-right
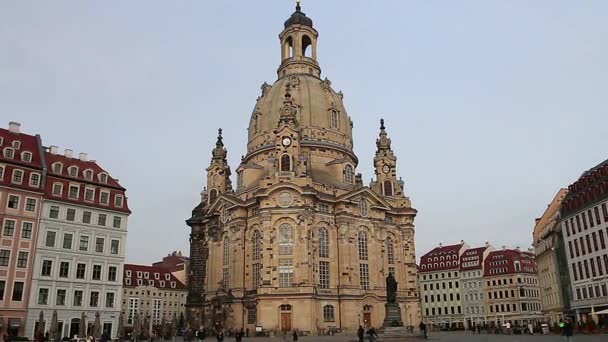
(215, 329), (223, 342)
(419, 321), (427, 339)
(292, 330), (298, 341)
(564, 319), (574, 342)
(34, 330), (44, 342)
(527, 323), (534, 335)
(3, 330), (9, 342)
(234, 328), (243, 342)
(101, 330), (110, 342)
(357, 325), (364, 342)
(366, 327), (378, 342)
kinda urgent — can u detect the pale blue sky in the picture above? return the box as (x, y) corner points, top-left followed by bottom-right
(1, 1), (607, 264)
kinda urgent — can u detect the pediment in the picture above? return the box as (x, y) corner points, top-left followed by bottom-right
(338, 187), (391, 210)
(207, 193), (244, 213)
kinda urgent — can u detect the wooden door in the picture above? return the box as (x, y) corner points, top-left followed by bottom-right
(281, 313), (292, 331)
(363, 313), (371, 328)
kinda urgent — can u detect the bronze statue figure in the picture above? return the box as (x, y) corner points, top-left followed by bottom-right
(386, 272), (398, 303)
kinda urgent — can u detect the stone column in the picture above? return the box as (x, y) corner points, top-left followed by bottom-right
(186, 221), (208, 329)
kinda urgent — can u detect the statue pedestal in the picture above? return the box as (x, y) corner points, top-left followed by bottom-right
(383, 303), (404, 327)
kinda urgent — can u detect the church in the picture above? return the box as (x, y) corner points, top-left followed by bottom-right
(186, 3), (421, 335)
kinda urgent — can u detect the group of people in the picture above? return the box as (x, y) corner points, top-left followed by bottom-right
(356, 326), (378, 342)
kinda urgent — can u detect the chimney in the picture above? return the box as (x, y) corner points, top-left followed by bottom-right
(49, 145), (59, 155)
(502, 245), (506, 250)
(460, 240), (465, 245)
(79, 152), (88, 161)
(485, 242), (490, 247)
(64, 149), (73, 158)
(516, 246), (521, 251)
(439, 243), (443, 248)
(8, 122), (21, 133)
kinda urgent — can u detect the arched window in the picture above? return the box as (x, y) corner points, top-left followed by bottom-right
(279, 223), (293, 255)
(302, 35), (312, 58)
(209, 189), (218, 204)
(52, 162), (62, 174)
(319, 227), (329, 258)
(330, 110), (339, 129)
(344, 164), (354, 184)
(223, 237), (230, 266)
(358, 231), (368, 260)
(222, 237), (230, 289)
(384, 180), (394, 196)
(323, 305), (335, 322)
(280, 304), (292, 311)
(284, 36), (294, 59)
(359, 199), (368, 217)
(252, 230), (262, 260)
(387, 237), (395, 265)
(280, 154), (291, 172)
(3, 148), (14, 159)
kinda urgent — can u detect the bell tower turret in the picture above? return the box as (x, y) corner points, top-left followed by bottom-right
(205, 128), (233, 205)
(278, 1), (321, 79)
(371, 119), (405, 198)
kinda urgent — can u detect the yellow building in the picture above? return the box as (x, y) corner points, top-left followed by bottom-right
(185, 3), (421, 335)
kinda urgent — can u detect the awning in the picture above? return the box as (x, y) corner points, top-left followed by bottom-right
(595, 309), (608, 315)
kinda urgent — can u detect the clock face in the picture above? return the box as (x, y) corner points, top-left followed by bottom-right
(383, 165), (391, 174)
(282, 137), (292, 147)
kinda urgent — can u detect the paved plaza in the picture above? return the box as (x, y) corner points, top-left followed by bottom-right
(184, 331), (607, 341)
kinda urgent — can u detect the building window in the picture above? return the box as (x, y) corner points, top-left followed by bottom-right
(76, 264), (86, 279)
(108, 266), (117, 282)
(85, 188), (95, 202)
(0, 166), (3, 180)
(344, 164), (354, 183)
(68, 185), (79, 199)
(56, 289), (67, 306)
(21, 151), (32, 162)
(3, 148), (14, 159)
(52, 183), (63, 196)
(38, 288), (49, 305)
(16, 251), (28, 268)
(279, 259), (294, 287)
(7, 195), (19, 209)
(280, 154), (291, 172)
(63, 233), (73, 249)
(360, 263), (370, 289)
(92, 265), (102, 280)
(29, 173), (40, 187)
(21, 222), (32, 239)
(222, 267), (230, 290)
(319, 227), (329, 258)
(115, 195), (124, 207)
(25, 198), (36, 211)
(252, 230), (262, 260)
(52, 163), (62, 174)
(45, 231), (56, 247)
(0, 281), (4, 300)
(79, 236), (89, 251)
(82, 211), (92, 224)
(330, 110), (339, 129)
(95, 238), (105, 253)
(113, 216), (122, 228)
(12, 282), (24, 301)
(111, 240), (120, 254)
(98, 214), (107, 226)
(247, 308), (257, 325)
(3, 220), (15, 236)
(69, 166), (78, 177)
(319, 260), (330, 289)
(387, 237), (395, 265)
(99, 173), (108, 184)
(41, 260), (53, 276)
(222, 237), (230, 289)
(359, 199), (368, 217)
(383, 180), (394, 196)
(323, 305), (335, 322)
(237, 171), (244, 190)
(59, 262), (69, 278)
(279, 223), (294, 255)
(100, 191), (110, 204)
(66, 208), (76, 221)
(12, 170), (23, 184)
(128, 298), (139, 324)
(252, 262), (262, 288)
(106, 293), (115, 308)
(358, 231), (368, 260)
(84, 170), (93, 180)
(89, 291), (99, 307)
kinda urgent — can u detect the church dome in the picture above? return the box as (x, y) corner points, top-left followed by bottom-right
(284, 6), (313, 28)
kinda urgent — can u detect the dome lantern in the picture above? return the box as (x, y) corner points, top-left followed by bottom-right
(278, 1), (321, 79)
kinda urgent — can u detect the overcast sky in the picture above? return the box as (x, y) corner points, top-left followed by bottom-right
(1, 1), (607, 264)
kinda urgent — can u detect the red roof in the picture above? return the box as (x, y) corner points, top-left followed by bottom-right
(0, 127), (45, 193)
(483, 249), (537, 277)
(459, 247), (488, 271)
(419, 243), (466, 273)
(124, 264), (186, 290)
(45, 152), (125, 190)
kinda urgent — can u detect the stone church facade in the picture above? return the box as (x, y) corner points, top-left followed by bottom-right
(186, 4), (421, 335)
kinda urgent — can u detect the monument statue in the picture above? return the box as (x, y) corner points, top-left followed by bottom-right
(386, 272), (398, 303)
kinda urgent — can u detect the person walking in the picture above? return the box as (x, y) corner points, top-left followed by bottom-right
(366, 327), (378, 342)
(357, 325), (364, 342)
(527, 323), (534, 335)
(564, 319), (574, 342)
(419, 322), (427, 339)
(234, 328), (243, 342)
(292, 330), (298, 341)
(215, 329), (224, 342)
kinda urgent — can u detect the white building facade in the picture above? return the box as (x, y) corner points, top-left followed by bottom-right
(25, 149), (130, 339)
(460, 246), (492, 329)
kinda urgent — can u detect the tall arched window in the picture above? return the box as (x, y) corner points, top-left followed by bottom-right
(222, 237), (230, 289)
(252, 230), (262, 260)
(279, 223), (293, 255)
(358, 231), (368, 260)
(344, 164), (354, 184)
(384, 180), (394, 196)
(302, 35), (312, 58)
(284, 36), (294, 59)
(209, 189), (218, 204)
(359, 199), (368, 217)
(387, 237), (395, 265)
(280, 154), (291, 172)
(319, 227), (329, 258)
(330, 110), (339, 129)
(323, 305), (335, 322)
(253, 115), (259, 134)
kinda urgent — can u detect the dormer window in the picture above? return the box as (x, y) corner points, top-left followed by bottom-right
(100, 191), (110, 205)
(144, 272), (149, 279)
(154, 273), (160, 280)
(137, 279), (143, 286)
(53, 163), (63, 174)
(52, 183), (63, 196)
(171, 282), (176, 288)
(165, 274), (170, 281)
(125, 278), (131, 285)
(0, 165), (4, 180)
(115, 195), (124, 207)
(0, 137), (3, 145)
(4, 148), (14, 159)
(84, 170), (93, 180)
(126, 270), (131, 277)
(12, 169), (23, 184)
(99, 173), (108, 184)
(68, 166), (78, 177)
(21, 152), (32, 162)
(159, 281), (165, 287)
(148, 280), (154, 286)
(29, 173), (41, 187)
(137, 271), (142, 278)
(11, 141), (20, 150)
(68, 185), (80, 199)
